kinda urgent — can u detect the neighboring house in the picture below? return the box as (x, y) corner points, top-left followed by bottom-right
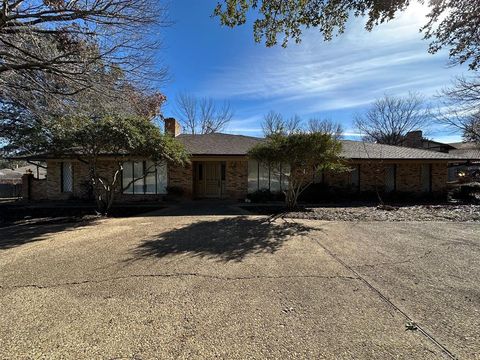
(0, 164), (46, 198)
(400, 130), (456, 153)
(398, 130), (480, 181)
(20, 118), (479, 202)
(446, 142), (480, 181)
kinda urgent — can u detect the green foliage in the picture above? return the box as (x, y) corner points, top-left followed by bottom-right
(50, 114), (189, 215)
(51, 115), (189, 165)
(247, 189), (284, 203)
(249, 132), (343, 172)
(248, 132), (344, 208)
(214, 0), (480, 70)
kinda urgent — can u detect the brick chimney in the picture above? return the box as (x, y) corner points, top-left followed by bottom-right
(403, 130), (423, 148)
(164, 117), (181, 137)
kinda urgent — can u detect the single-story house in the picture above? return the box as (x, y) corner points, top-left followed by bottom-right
(19, 118), (479, 202)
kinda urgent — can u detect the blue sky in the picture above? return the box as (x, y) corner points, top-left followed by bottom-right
(159, 0), (467, 142)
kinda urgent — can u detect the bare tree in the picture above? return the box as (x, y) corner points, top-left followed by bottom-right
(0, 66), (166, 155)
(262, 111), (344, 138)
(355, 93), (431, 145)
(308, 118), (343, 139)
(438, 75), (480, 144)
(262, 111), (301, 136)
(174, 93), (233, 134)
(0, 0), (168, 98)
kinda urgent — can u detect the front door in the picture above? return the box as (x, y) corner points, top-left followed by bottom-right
(195, 162), (222, 198)
(204, 162), (221, 197)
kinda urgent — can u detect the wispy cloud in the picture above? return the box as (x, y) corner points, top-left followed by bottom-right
(199, 2), (464, 116)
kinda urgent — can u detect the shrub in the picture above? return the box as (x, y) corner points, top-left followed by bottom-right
(247, 189), (284, 203)
(166, 186), (185, 197)
(451, 182), (480, 203)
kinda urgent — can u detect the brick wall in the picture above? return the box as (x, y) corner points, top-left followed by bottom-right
(21, 174), (48, 201)
(168, 162), (193, 197)
(46, 159), (167, 202)
(42, 158), (450, 202)
(225, 160), (248, 199)
(355, 162), (384, 192)
(320, 161), (449, 194)
(432, 163), (448, 193)
(46, 160), (120, 200)
(396, 163), (422, 193)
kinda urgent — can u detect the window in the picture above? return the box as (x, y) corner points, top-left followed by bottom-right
(61, 162), (73, 193)
(145, 161), (156, 194)
(270, 164), (281, 192)
(133, 161), (144, 194)
(281, 164), (290, 190)
(259, 162), (269, 190)
(385, 165), (396, 192)
(221, 163), (226, 181)
(350, 165), (360, 189)
(248, 159), (258, 193)
(198, 163), (203, 181)
(421, 164), (432, 193)
(122, 161), (167, 195)
(247, 160), (289, 193)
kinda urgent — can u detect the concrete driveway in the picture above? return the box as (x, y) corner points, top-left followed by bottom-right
(0, 210), (478, 359)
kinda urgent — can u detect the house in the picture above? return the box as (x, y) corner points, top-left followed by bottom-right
(396, 130), (480, 181)
(0, 164), (46, 198)
(20, 118), (479, 202)
(400, 130), (456, 153)
(445, 142), (480, 181)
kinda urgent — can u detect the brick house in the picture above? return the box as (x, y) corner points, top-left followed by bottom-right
(21, 118), (478, 202)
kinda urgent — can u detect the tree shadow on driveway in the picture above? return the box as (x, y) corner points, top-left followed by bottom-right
(0, 218), (98, 251)
(130, 216), (313, 262)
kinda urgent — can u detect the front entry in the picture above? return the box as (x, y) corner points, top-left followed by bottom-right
(194, 161), (224, 198)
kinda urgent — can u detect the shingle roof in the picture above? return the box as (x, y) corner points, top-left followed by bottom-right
(339, 140), (468, 160)
(448, 142), (478, 150)
(177, 133), (478, 161)
(13, 133), (479, 162)
(448, 148), (480, 161)
(177, 133), (263, 155)
(446, 142), (480, 161)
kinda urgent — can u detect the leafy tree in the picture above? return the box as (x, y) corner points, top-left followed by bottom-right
(355, 93), (431, 145)
(438, 75), (480, 144)
(51, 115), (189, 215)
(174, 93), (234, 134)
(251, 115), (344, 209)
(214, 0), (480, 70)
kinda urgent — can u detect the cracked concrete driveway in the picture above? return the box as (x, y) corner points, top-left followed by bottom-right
(0, 210), (479, 359)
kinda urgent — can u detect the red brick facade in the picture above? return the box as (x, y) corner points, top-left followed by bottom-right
(25, 157), (449, 202)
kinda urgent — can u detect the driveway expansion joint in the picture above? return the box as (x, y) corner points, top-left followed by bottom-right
(282, 217), (458, 360)
(0, 273), (359, 291)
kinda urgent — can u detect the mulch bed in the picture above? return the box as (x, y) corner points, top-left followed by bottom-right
(286, 204), (480, 222)
(241, 203), (480, 222)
